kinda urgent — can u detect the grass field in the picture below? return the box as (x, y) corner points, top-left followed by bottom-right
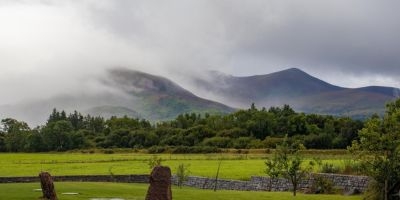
(0, 153), (352, 180)
(0, 152), (353, 180)
(0, 182), (362, 200)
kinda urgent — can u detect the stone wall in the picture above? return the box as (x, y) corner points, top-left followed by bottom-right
(171, 173), (369, 192)
(0, 173), (369, 192)
(0, 175), (149, 184)
(54, 174), (149, 183)
(0, 176), (39, 183)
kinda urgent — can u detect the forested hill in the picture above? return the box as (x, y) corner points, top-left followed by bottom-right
(0, 104), (364, 152)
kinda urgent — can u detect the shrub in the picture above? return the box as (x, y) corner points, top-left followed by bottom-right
(176, 163), (190, 188)
(248, 139), (264, 148)
(363, 179), (382, 200)
(171, 146), (220, 154)
(310, 175), (334, 194)
(148, 155), (163, 169)
(147, 146), (168, 154)
(331, 136), (347, 149)
(103, 149), (114, 154)
(192, 146), (220, 153)
(108, 166), (115, 176)
(320, 163), (340, 174)
(341, 160), (362, 175)
(263, 137), (284, 148)
(231, 137), (252, 149)
(202, 137), (231, 148)
(303, 134), (332, 149)
(235, 149), (249, 154)
(171, 146), (190, 153)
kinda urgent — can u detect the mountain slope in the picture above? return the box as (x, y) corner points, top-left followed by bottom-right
(190, 68), (399, 118)
(102, 68), (235, 120)
(86, 106), (141, 119)
(193, 68), (343, 107)
(296, 88), (394, 118)
(0, 68), (235, 126)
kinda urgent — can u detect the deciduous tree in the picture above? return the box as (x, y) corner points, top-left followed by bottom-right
(349, 98), (400, 200)
(265, 136), (311, 196)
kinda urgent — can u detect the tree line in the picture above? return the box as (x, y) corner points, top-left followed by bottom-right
(0, 104), (364, 152)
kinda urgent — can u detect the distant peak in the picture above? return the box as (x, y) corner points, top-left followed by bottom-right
(108, 67), (153, 77)
(282, 67), (306, 73)
(288, 67), (301, 71)
(206, 70), (231, 77)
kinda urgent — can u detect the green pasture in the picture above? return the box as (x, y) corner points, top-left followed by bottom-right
(0, 152), (353, 180)
(0, 182), (362, 200)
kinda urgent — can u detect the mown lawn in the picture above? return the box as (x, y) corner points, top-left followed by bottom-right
(0, 182), (362, 200)
(0, 152), (354, 180)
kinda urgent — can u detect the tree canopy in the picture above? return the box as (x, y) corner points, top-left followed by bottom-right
(0, 104), (364, 152)
(350, 98), (400, 200)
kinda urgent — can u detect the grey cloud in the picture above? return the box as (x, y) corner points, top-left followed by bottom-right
(78, 0), (400, 84)
(221, 1), (400, 74)
(0, 0), (399, 106)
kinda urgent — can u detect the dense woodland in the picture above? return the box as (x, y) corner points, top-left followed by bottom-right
(0, 104), (364, 152)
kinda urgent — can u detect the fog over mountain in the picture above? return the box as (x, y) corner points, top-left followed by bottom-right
(188, 68), (400, 118)
(1, 1), (400, 125)
(0, 67), (398, 126)
(0, 68), (235, 126)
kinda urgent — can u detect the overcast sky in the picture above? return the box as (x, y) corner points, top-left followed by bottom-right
(1, 0), (399, 104)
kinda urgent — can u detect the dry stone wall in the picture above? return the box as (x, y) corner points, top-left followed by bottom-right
(0, 175), (149, 184)
(0, 173), (368, 192)
(171, 173), (369, 192)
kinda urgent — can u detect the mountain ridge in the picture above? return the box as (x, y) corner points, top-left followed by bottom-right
(190, 68), (399, 118)
(1, 67), (398, 126)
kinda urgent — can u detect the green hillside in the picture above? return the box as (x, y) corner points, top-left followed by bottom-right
(103, 68), (235, 121)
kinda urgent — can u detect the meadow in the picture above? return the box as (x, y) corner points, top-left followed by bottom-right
(0, 182), (362, 200)
(0, 151), (363, 199)
(0, 151), (353, 180)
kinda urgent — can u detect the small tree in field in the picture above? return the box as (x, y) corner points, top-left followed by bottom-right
(265, 156), (280, 191)
(265, 136), (310, 196)
(148, 155), (163, 169)
(176, 163), (190, 188)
